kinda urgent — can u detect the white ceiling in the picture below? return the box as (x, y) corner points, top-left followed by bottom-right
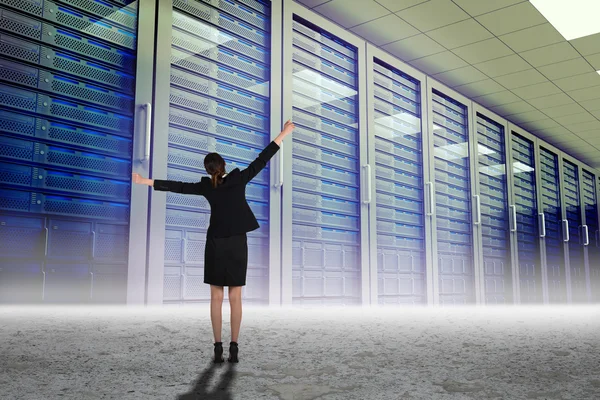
(295, 0), (600, 168)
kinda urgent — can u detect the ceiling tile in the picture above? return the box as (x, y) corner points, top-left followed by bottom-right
(374, 0), (429, 12)
(475, 2), (545, 36)
(554, 112), (597, 126)
(580, 99), (600, 112)
(541, 103), (586, 118)
(511, 82), (561, 100)
(499, 23), (564, 53)
(489, 101), (536, 116)
(568, 120), (600, 133)
(537, 58), (595, 80)
(452, 38), (514, 64)
(568, 85), (600, 102)
(570, 33), (600, 56)
(531, 126), (573, 138)
(528, 93), (574, 109)
(553, 73), (600, 92)
(473, 90), (521, 107)
(493, 69), (547, 89)
(396, 0), (469, 32)
(451, 0), (526, 16)
(474, 54), (530, 78)
(508, 110), (548, 124)
(426, 18), (493, 49)
(410, 51), (468, 75)
(519, 42), (580, 68)
(296, 0), (332, 8)
(314, 0), (389, 28)
(520, 119), (560, 132)
(586, 53), (600, 70)
(576, 130), (600, 140)
(381, 34), (445, 61)
(589, 109), (600, 120)
(454, 79), (505, 98)
(351, 14), (418, 45)
(432, 66), (488, 87)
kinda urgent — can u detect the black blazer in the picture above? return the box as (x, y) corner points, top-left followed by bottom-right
(153, 141), (280, 238)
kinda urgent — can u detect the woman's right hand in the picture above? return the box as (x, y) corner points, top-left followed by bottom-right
(132, 173), (151, 186)
(282, 119), (295, 136)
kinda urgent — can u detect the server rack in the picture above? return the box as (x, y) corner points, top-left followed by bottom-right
(560, 154), (587, 303)
(148, 0), (275, 305)
(538, 144), (566, 303)
(582, 169), (599, 303)
(282, 0), (369, 306)
(471, 105), (514, 304)
(366, 45), (431, 306)
(508, 125), (543, 303)
(425, 78), (479, 305)
(0, 0), (151, 303)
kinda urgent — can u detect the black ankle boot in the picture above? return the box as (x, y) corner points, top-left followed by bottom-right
(228, 341), (238, 363)
(213, 342), (224, 363)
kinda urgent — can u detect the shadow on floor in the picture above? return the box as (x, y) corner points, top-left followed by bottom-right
(177, 361), (237, 400)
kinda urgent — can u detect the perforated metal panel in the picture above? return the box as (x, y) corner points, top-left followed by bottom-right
(511, 133), (541, 303)
(582, 170), (599, 303)
(539, 147), (566, 303)
(476, 114), (511, 304)
(431, 89), (474, 305)
(290, 17), (360, 306)
(372, 59), (426, 306)
(0, 0), (138, 303)
(563, 159), (586, 302)
(163, 0), (271, 303)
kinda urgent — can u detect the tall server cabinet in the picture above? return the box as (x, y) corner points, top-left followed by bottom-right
(509, 127), (543, 303)
(472, 107), (515, 305)
(0, 0), (152, 303)
(282, 1), (369, 306)
(426, 80), (478, 305)
(582, 169), (599, 303)
(366, 46), (431, 306)
(148, 0), (276, 304)
(538, 145), (566, 303)
(561, 155), (587, 303)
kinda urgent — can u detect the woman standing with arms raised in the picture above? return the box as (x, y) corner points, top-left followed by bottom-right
(132, 120), (295, 363)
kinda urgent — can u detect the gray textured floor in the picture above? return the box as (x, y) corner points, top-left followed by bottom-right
(1, 305), (599, 400)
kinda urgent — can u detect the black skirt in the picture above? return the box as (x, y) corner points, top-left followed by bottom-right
(204, 233), (248, 286)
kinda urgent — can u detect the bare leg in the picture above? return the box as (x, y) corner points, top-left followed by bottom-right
(210, 285), (224, 342)
(228, 286), (242, 342)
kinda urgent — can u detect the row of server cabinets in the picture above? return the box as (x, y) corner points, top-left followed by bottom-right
(0, 0), (598, 305)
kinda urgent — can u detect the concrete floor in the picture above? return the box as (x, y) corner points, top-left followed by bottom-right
(1, 305), (599, 400)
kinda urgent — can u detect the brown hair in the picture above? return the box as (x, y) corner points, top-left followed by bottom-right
(204, 153), (226, 188)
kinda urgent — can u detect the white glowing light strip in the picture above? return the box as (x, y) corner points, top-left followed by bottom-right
(529, 0), (600, 40)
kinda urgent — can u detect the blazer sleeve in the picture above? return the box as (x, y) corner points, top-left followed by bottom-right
(153, 179), (205, 195)
(240, 141), (280, 184)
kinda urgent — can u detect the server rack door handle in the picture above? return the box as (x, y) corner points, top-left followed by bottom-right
(473, 195), (481, 225)
(583, 225), (589, 246)
(539, 213), (546, 238)
(426, 182), (434, 216)
(510, 205), (517, 232)
(362, 164), (372, 204)
(142, 103), (152, 162)
(562, 219), (569, 242)
(44, 227), (49, 256)
(182, 238), (187, 263)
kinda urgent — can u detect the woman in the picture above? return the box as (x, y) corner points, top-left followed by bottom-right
(132, 120), (294, 363)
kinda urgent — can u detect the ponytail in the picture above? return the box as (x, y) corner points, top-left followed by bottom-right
(204, 153), (226, 188)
